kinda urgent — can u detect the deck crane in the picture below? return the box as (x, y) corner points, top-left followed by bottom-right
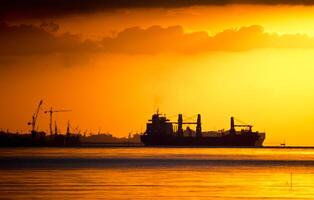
(28, 100), (43, 136)
(44, 107), (71, 135)
(230, 117), (253, 134)
(172, 114), (202, 137)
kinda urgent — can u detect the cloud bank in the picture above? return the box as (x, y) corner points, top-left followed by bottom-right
(1, 22), (314, 56)
(2, 0), (314, 19)
(0, 22), (96, 55)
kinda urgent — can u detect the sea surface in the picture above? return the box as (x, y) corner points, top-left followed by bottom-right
(0, 147), (313, 199)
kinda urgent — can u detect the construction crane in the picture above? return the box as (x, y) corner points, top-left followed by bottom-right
(28, 100), (43, 135)
(44, 107), (71, 135)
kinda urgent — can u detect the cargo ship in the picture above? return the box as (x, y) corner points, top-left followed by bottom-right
(140, 112), (265, 147)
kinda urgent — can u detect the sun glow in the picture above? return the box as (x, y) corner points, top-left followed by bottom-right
(1, 5), (314, 145)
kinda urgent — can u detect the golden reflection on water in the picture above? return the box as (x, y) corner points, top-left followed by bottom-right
(0, 148), (313, 199)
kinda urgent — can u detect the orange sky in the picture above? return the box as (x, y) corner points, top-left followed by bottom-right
(1, 5), (314, 145)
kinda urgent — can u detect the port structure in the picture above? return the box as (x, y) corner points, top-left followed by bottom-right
(172, 114), (202, 137)
(27, 100), (43, 136)
(44, 107), (71, 135)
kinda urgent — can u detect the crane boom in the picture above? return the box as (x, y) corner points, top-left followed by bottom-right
(51, 110), (72, 113)
(34, 100), (43, 121)
(28, 100), (43, 134)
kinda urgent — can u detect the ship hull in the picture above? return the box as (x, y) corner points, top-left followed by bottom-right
(141, 133), (265, 147)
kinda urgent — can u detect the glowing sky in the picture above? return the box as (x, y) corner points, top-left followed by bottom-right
(1, 1), (314, 145)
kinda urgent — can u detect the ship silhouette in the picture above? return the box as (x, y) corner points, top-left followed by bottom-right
(141, 112), (265, 147)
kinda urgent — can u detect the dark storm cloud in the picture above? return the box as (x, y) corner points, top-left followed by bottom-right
(1, 22), (314, 56)
(0, 22), (97, 55)
(100, 25), (209, 54)
(101, 25), (314, 53)
(1, 0), (314, 20)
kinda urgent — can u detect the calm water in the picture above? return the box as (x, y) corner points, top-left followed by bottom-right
(0, 147), (313, 199)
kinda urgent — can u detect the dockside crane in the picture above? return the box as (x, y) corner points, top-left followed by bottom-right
(28, 100), (43, 136)
(44, 107), (71, 135)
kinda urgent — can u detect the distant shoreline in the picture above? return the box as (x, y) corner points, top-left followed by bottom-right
(68, 143), (314, 148)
